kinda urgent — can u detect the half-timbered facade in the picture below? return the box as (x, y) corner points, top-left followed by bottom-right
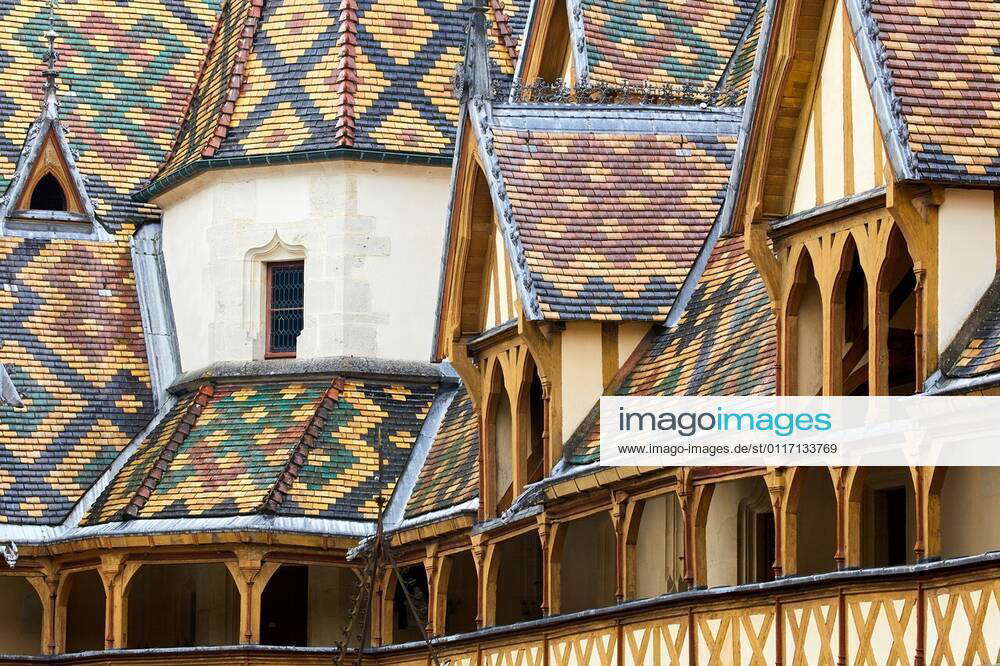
(2, 0), (1000, 664)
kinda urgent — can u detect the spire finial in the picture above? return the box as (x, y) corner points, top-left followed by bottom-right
(42, 0), (59, 95)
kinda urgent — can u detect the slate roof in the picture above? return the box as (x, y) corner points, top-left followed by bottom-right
(0, 236), (154, 525)
(404, 386), (478, 519)
(566, 236), (776, 464)
(0, 0), (218, 229)
(0, 0), (217, 526)
(580, 0), (760, 90)
(488, 116), (738, 320)
(862, 0), (1000, 184)
(151, 0), (530, 190)
(86, 375), (438, 524)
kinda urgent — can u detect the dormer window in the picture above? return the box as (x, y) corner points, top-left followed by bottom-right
(1, 126), (104, 240)
(29, 172), (67, 211)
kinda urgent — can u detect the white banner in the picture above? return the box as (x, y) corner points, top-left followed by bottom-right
(599, 396), (1000, 467)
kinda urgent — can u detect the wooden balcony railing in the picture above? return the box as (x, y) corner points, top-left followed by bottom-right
(3, 553), (998, 666)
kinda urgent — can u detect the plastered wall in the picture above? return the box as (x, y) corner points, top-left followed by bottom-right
(0, 576), (41, 655)
(937, 188), (997, 353)
(634, 493), (684, 598)
(157, 160), (451, 371)
(939, 467), (1000, 559)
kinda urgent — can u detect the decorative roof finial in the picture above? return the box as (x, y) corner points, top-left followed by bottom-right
(42, 0), (59, 96)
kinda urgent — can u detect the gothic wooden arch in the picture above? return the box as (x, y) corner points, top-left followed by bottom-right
(780, 466), (839, 576)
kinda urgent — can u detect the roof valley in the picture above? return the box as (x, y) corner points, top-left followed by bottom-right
(258, 377), (347, 514)
(121, 384), (215, 521)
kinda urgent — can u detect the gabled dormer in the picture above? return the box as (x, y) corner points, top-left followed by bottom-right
(0, 50), (105, 241)
(735, 0), (1000, 397)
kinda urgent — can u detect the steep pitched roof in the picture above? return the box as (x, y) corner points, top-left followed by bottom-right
(0, 0), (218, 229)
(404, 386), (478, 519)
(483, 107), (740, 320)
(146, 0), (532, 195)
(86, 374), (439, 525)
(851, 0), (1000, 184)
(566, 236), (776, 464)
(579, 0), (759, 90)
(0, 0), (217, 527)
(0, 236), (155, 525)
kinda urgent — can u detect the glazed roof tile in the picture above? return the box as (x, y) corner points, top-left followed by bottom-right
(567, 236), (776, 464)
(152, 0), (530, 190)
(0, 0), (217, 229)
(581, 0), (759, 90)
(0, 236), (155, 525)
(85, 375), (438, 524)
(404, 386), (478, 519)
(862, 0), (1000, 184)
(0, 0), (217, 526)
(490, 125), (737, 320)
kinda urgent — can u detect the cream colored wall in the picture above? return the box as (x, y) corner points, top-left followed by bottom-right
(483, 227), (519, 330)
(0, 576), (41, 655)
(937, 189), (997, 353)
(791, 0), (884, 214)
(560, 323), (605, 436)
(618, 323), (651, 367)
(705, 477), (762, 588)
(157, 160), (451, 371)
(308, 566), (355, 647)
(635, 493), (684, 598)
(494, 390), (514, 505)
(939, 467), (1000, 559)
(560, 512), (617, 613)
(796, 282), (823, 396)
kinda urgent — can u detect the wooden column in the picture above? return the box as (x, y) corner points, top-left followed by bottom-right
(832, 466), (847, 570)
(620, 497), (645, 602)
(843, 467), (863, 568)
(98, 554), (139, 649)
(423, 545), (444, 637)
(610, 492), (627, 604)
(765, 469), (786, 579)
(911, 466), (926, 562)
(541, 520), (565, 617)
(225, 548), (279, 645)
(868, 279), (889, 395)
(25, 568), (58, 655)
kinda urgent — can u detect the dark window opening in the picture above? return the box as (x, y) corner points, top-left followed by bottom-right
(393, 565), (428, 643)
(29, 173), (67, 211)
(266, 261), (304, 358)
(881, 486), (908, 566)
(261, 566), (308, 646)
(754, 512), (776, 582)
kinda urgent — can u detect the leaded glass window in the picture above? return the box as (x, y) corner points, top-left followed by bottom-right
(266, 262), (304, 357)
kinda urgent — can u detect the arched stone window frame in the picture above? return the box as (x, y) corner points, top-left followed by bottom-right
(243, 233), (307, 361)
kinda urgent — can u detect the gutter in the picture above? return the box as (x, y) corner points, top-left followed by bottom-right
(133, 148), (453, 202)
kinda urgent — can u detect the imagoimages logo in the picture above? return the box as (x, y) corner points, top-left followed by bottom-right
(600, 395), (1000, 467)
(618, 406), (832, 437)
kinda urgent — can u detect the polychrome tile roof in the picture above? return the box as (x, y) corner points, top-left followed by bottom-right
(491, 128), (737, 320)
(581, 0), (759, 90)
(865, 0), (1000, 184)
(153, 0), (530, 188)
(282, 379), (436, 520)
(722, 0), (764, 104)
(0, 0), (218, 229)
(0, 236), (154, 525)
(404, 387), (478, 519)
(946, 290), (1000, 380)
(567, 236), (776, 464)
(85, 375), (438, 524)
